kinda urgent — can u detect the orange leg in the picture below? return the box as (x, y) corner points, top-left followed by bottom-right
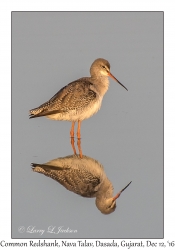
(71, 137), (77, 155)
(70, 122), (76, 154)
(77, 120), (82, 158)
(77, 120), (81, 139)
(77, 138), (82, 158)
(70, 122), (75, 138)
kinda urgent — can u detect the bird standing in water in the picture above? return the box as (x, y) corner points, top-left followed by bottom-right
(29, 58), (128, 156)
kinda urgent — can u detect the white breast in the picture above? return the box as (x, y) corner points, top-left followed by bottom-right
(78, 96), (103, 121)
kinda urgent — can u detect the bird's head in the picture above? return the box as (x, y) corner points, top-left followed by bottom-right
(90, 58), (128, 91)
(96, 197), (117, 215)
(95, 181), (132, 215)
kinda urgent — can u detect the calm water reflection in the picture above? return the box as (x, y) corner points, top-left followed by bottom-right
(32, 154), (131, 215)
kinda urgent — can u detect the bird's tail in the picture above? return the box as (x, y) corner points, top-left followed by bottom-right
(31, 163), (63, 171)
(31, 163), (47, 174)
(31, 163), (41, 170)
(29, 107), (43, 119)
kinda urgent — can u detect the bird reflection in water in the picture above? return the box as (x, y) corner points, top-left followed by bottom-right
(32, 154), (131, 214)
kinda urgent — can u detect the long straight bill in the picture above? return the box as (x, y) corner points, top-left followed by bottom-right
(113, 181), (132, 201)
(108, 72), (128, 91)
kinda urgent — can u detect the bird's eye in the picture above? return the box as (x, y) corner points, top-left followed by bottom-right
(101, 65), (106, 69)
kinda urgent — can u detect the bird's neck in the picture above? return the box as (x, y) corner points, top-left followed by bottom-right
(95, 179), (113, 212)
(96, 178), (113, 201)
(91, 76), (110, 97)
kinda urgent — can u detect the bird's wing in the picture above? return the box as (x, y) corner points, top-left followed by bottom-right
(29, 79), (96, 118)
(32, 163), (101, 197)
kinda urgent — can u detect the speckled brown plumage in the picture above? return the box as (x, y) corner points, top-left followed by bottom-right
(29, 58), (128, 139)
(29, 80), (96, 118)
(32, 154), (131, 214)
